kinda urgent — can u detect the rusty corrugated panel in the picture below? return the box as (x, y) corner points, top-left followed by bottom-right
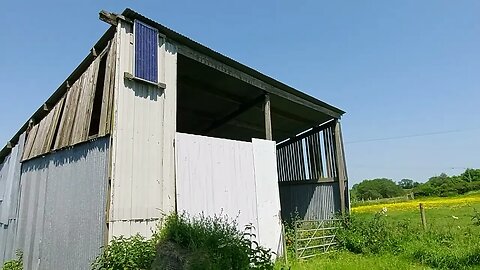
(15, 137), (109, 270)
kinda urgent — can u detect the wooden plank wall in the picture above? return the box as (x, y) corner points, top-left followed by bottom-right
(276, 122), (337, 183)
(99, 37), (117, 137)
(276, 120), (349, 214)
(22, 40), (116, 161)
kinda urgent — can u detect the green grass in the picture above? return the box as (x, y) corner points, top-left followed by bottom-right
(278, 193), (480, 270)
(277, 251), (431, 270)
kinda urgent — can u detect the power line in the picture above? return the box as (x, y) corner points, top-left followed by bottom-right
(345, 127), (480, 144)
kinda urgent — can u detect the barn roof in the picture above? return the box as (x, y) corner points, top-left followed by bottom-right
(0, 8), (345, 162)
(122, 8), (344, 118)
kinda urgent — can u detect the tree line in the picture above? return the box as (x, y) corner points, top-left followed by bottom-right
(351, 168), (480, 201)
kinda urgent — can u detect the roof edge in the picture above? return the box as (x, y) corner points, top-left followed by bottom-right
(121, 8), (345, 116)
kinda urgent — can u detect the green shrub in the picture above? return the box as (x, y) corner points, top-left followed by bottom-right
(92, 234), (157, 270)
(93, 213), (274, 270)
(153, 213), (273, 270)
(335, 213), (406, 254)
(1, 251), (23, 270)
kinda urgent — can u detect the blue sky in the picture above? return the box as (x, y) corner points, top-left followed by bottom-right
(1, 1), (479, 186)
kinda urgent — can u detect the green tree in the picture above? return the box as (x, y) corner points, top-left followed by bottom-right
(461, 168), (480, 182)
(413, 169), (480, 197)
(398, 179), (419, 189)
(353, 178), (405, 200)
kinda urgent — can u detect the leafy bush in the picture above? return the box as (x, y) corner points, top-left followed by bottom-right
(93, 213), (274, 270)
(336, 213), (405, 254)
(153, 213), (274, 270)
(92, 234), (157, 269)
(1, 251), (23, 270)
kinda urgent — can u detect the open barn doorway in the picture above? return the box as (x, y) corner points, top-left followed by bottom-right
(175, 52), (348, 229)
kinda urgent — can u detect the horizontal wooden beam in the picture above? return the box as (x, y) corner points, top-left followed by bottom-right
(276, 119), (335, 149)
(99, 10), (132, 26)
(204, 94), (265, 134)
(180, 75), (317, 125)
(179, 75), (246, 105)
(278, 178), (337, 186)
(177, 44), (342, 119)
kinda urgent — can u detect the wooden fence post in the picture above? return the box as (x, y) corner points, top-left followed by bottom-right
(419, 203), (427, 230)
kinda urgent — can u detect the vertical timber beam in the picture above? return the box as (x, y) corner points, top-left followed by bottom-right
(264, 93), (272, 140)
(334, 119), (347, 214)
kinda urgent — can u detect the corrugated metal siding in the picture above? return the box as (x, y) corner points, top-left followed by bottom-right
(109, 20), (177, 238)
(134, 20), (158, 82)
(16, 137), (109, 270)
(279, 182), (340, 221)
(0, 132), (25, 265)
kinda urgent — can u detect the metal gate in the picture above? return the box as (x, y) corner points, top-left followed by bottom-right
(294, 219), (340, 259)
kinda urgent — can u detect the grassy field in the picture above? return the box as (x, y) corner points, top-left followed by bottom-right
(279, 192), (480, 270)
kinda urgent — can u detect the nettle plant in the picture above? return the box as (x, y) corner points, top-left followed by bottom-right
(93, 213), (274, 270)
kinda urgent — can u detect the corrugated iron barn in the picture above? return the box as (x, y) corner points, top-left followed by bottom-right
(0, 8), (349, 269)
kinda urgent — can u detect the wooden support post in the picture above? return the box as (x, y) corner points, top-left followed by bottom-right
(419, 203), (427, 230)
(264, 93), (272, 140)
(334, 120), (347, 214)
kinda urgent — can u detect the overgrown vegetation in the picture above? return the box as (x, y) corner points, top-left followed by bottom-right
(1, 251), (23, 270)
(92, 213), (274, 270)
(334, 201), (480, 269)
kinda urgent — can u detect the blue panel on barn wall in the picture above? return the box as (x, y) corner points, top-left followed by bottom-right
(134, 20), (158, 83)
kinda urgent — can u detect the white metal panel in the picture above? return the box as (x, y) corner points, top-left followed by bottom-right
(252, 139), (283, 256)
(109, 20), (177, 238)
(175, 133), (259, 232)
(110, 220), (158, 239)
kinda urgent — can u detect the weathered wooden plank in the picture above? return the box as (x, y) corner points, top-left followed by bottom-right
(334, 120), (347, 214)
(276, 119), (335, 149)
(308, 133), (317, 179)
(44, 96), (66, 152)
(278, 178), (336, 186)
(22, 124), (39, 161)
(29, 111), (52, 159)
(54, 76), (82, 149)
(72, 56), (101, 144)
(264, 94), (272, 140)
(323, 129), (332, 178)
(315, 132), (324, 178)
(39, 103), (58, 154)
(99, 38), (117, 136)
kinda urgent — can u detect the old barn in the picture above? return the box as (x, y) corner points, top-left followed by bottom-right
(0, 9), (349, 268)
